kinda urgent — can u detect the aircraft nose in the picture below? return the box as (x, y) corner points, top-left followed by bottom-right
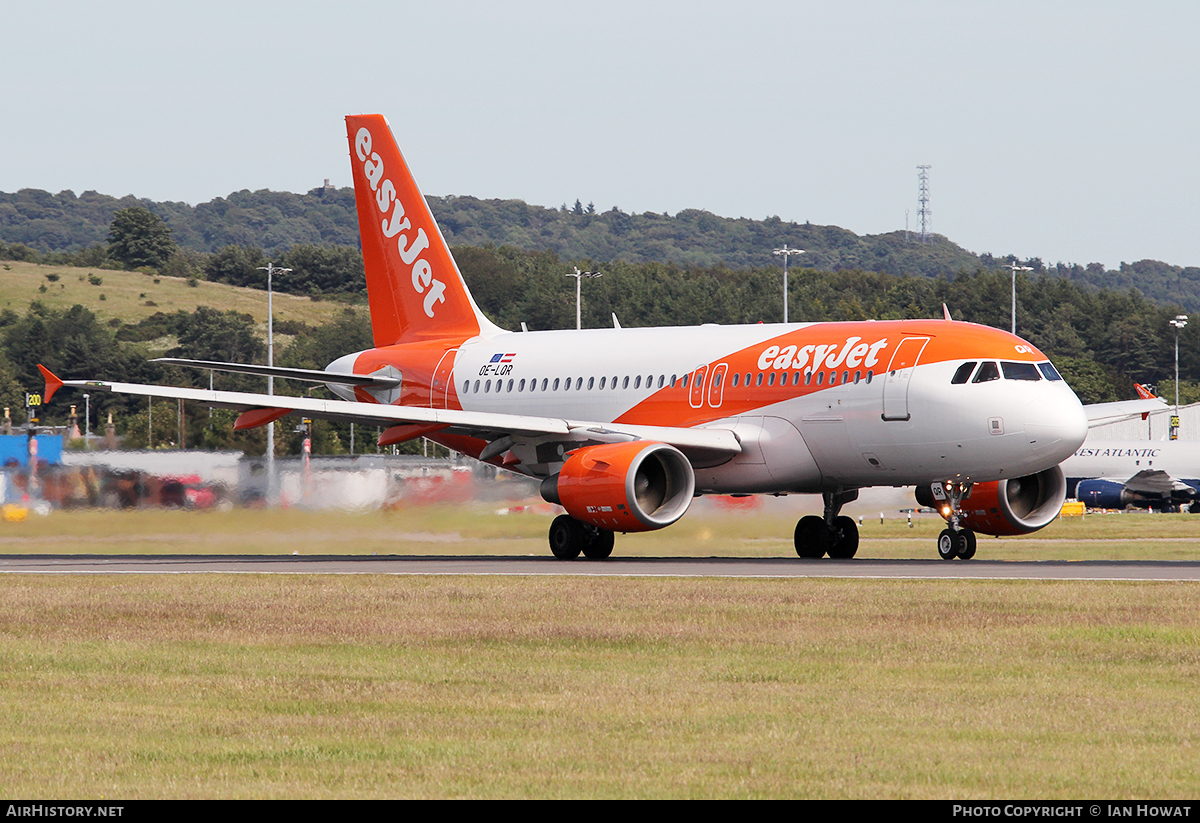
(1024, 396), (1088, 461)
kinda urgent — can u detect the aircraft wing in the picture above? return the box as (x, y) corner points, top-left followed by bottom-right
(1084, 397), (1168, 427)
(1122, 469), (1195, 498)
(38, 366), (742, 462)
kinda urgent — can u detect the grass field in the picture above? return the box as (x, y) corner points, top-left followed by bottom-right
(0, 506), (1199, 798)
(0, 260), (353, 340)
(1, 503), (1199, 560)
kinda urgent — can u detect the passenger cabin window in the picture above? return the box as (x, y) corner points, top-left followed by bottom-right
(972, 362), (1000, 383)
(1038, 362), (1064, 381)
(951, 362), (977, 384)
(1001, 361), (1041, 381)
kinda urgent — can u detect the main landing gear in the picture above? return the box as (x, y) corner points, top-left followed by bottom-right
(935, 481), (977, 560)
(548, 515), (615, 560)
(794, 489), (859, 559)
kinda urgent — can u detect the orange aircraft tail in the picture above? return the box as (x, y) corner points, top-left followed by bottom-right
(345, 114), (500, 347)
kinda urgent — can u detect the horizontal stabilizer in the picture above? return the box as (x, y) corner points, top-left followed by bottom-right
(152, 358), (400, 388)
(1084, 397), (1168, 427)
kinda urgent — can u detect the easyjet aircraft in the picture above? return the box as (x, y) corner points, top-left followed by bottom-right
(40, 113), (1092, 560)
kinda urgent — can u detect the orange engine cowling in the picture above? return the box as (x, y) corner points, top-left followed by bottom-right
(540, 441), (695, 532)
(918, 466), (1067, 536)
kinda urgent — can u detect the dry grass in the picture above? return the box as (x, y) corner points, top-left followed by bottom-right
(0, 575), (1197, 798)
(0, 260), (350, 339)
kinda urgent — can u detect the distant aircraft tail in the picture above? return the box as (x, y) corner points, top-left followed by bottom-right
(345, 114), (500, 346)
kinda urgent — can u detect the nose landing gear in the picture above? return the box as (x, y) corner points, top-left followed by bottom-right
(933, 480), (977, 560)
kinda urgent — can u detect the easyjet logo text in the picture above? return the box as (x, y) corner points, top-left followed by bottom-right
(355, 128), (446, 318)
(756, 337), (888, 371)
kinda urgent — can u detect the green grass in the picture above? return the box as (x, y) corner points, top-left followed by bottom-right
(0, 575), (1197, 798)
(1, 507), (1199, 797)
(2, 504), (1199, 560)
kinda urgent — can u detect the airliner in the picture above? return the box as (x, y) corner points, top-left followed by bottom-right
(1064, 439), (1200, 512)
(40, 113), (1093, 560)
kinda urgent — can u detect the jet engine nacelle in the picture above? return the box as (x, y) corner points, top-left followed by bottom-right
(917, 466), (1067, 536)
(1073, 478), (1129, 510)
(540, 441), (695, 532)
(1075, 477), (1196, 512)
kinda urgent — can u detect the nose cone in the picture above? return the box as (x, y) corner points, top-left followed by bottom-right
(1025, 396), (1088, 462)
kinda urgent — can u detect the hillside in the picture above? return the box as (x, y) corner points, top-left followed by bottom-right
(0, 261), (351, 334)
(4, 186), (1198, 313)
(0, 186), (1002, 277)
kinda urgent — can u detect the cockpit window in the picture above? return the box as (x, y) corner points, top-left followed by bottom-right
(1001, 361), (1042, 381)
(1038, 362), (1064, 381)
(971, 361), (1000, 383)
(951, 362), (977, 384)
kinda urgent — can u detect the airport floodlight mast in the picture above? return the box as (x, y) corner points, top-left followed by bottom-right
(257, 262), (292, 497)
(565, 266), (601, 330)
(917, 165), (932, 243)
(1006, 262), (1033, 335)
(1171, 315), (1188, 440)
(772, 245), (806, 323)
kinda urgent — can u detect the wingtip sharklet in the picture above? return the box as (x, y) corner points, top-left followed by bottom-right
(38, 364), (63, 403)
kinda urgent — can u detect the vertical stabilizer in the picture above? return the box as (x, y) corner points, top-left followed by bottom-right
(346, 114), (500, 346)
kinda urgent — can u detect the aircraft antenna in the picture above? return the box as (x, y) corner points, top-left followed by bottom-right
(917, 165), (932, 243)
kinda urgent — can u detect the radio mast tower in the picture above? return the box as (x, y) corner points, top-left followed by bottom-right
(917, 164), (932, 243)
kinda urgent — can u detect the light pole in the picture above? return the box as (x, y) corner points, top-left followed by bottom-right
(82, 393), (90, 442)
(1006, 262), (1033, 335)
(257, 263), (292, 501)
(1170, 315), (1188, 440)
(565, 266), (601, 330)
(773, 245), (805, 323)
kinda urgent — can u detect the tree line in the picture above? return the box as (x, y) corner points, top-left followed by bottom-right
(2, 204), (1198, 458)
(7, 185), (1200, 311)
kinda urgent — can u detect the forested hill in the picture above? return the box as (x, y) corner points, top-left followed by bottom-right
(4, 185), (1200, 310)
(0, 185), (976, 274)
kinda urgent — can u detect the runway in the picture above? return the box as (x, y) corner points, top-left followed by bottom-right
(2, 554), (1199, 580)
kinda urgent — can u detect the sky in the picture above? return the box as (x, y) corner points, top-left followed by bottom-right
(4, 1), (1199, 270)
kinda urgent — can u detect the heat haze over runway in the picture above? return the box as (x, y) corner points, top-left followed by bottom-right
(2, 554), (1199, 581)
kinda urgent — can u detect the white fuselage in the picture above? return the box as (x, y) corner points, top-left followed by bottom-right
(342, 319), (1091, 495)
